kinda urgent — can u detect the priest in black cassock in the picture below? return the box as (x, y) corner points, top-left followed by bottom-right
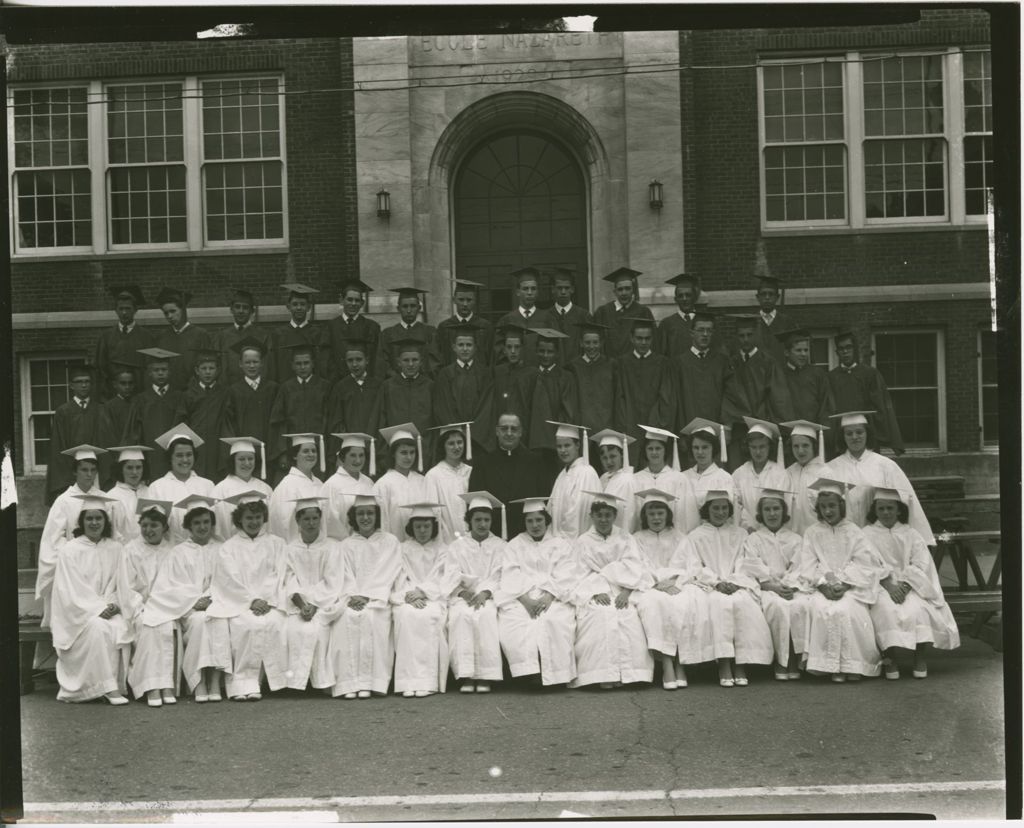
(655, 273), (701, 358)
(829, 331), (904, 454)
(468, 412), (551, 539)
(223, 337), (279, 478)
(183, 347), (231, 480)
(590, 267), (655, 358)
(672, 310), (745, 434)
(492, 267), (554, 367)
(267, 283), (330, 383)
(122, 348), (188, 480)
(44, 365), (106, 504)
(566, 320), (616, 466)
(154, 288), (214, 393)
(751, 276), (799, 367)
(377, 338), (436, 460)
(431, 321), (495, 456)
(613, 318), (676, 466)
(94, 285), (152, 399)
(328, 279), (382, 381)
(326, 339), (383, 459)
(214, 287), (270, 387)
(548, 268), (590, 365)
(268, 342), (331, 481)
(436, 279), (494, 367)
(377, 287), (441, 378)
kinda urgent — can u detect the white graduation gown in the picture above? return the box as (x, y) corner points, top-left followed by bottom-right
(690, 522), (774, 664)
(268, 467), (324, 543)
(206, 529), (288, 697)
(319, 470), (374, 542)
(740, 526), (813, 661)
(600, 467), (637, 532)
(280, 536), (343, 690)
(373, 469), (429, 541)
(212, 474), (273, 541)
(681, 463), (736, 509)
(496, 530), (578, 685)
(825, 450), (935, 545)
(121, 536), (177, 697)
(50, 537), (133, 702)
(425, 461), (472, 544)
(569, 527), (654, 686)
(864, 522), (960, 651)
(106, 481), (150, 543)
(549, 458), (600, 540)
(328, 529), (402, 696)
(733, 461), (789, 532)
(392, 537), (449, 693)
(148, 472), (217, 545)
(632, 467), (700, 533)
(795, 519), (886, 677)
(443, 533), (505, 682)
(633, 528), (715, 663)
(785, 458), (825, 536)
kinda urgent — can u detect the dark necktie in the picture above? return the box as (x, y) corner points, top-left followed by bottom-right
(78, 399), (87, 410)
(698, 351), (707, 360)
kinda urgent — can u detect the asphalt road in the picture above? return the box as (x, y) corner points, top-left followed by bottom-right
(16, 636), (1007, 822)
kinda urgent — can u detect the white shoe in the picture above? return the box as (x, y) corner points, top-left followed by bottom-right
(475, 683), (491, 694)
(246, 692), (262, 701)
(402, 690), (416, 698)
(357, 690), (371, 699)
(342, 693), (357, 700)
(161, 692), (177, 704)
(662, 680), (678, 691)
(105, 694), (129, 706)
(194, 694), (210, 704)
(147, 697), (163, 708)
(414, 690), (433, 698)
(460, 684), (476, 694)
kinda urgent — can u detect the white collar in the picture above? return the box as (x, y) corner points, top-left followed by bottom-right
(341, 312), (361, 323)
(152, 383), (169, 394)
(73, 395), (89, 406)
(456, 359), (473, 369)
(677, 309), (694, 320)
(518, 306), (535, 317)
(244, 375), (261, 389)
(234, 320), (252, 332)
(172, 321), (192, 333)
(119, 321), (136, 333)
(555, 302), (573, 313)
(760, 309), (777, 322)
(633, 350), (650, 359)
(456, 312), (474, 322)
(614, 299), (631, 312)
(290, 319), (308, 329)
(742, 347), (758, 358)
(690, 346), (709, 358)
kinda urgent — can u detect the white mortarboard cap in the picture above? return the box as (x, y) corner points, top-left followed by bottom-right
(757, 487), (794, 503)
(546, 420), (590, 463)
(680, 417), (729, 464)
(590, 428), (635, 454)
(224, 490), (270, 506)
(459, 490), (506, 540)
(61, 444), (107, 462)
(583, 490), (624, 510)
(829, 410), (876, 428)
(282, 432), (326, 474)
(332, 431), (377, 476)
(221, 436), (267, 480)
(402, 501), (444, 520)
(509, 496), (549, 514)
(698, 488), (734, 507)
(429, 420), (475, 461)
(379, 422), (423, 472)
(634, 487), (678, 508)
(136, 497), (174, 517)
(638, 424), (681, 470)
(154, 423), (205, 451)
(348, 493), (379, 509)
(70, 492), (118, 511)
(780, 419), (829, 464)
(871, 486), (906, 504)
(290, 496), (326, 513)
(743, 417), (784, 465)
(107, 444), (152, 463)
(174, 494), (219, 511)
(808, 477), (855, 498)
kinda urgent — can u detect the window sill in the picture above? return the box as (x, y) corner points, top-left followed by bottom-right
(761, 223), (988, 238)
(10, 245), (290, 264)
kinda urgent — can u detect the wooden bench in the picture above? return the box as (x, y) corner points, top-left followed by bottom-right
(18, 621), (51, 696)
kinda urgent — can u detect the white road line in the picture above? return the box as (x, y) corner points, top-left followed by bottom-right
(24, 779), (1005, 815)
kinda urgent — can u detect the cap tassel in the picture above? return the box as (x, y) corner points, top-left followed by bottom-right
(500, 503), (507, 541)
(259, 442), (266, 480)
(817, 428), (825, 464)
(318, 435), (326, 474)
(776, 435), (784, 467)
(416, 435), (423, 473)
(671, 437), (680, 471)
(368, 437), (376, 477)
(582, 427), (589, 465)
(465, 424), (473, 462)
(719, 427), (728, 465)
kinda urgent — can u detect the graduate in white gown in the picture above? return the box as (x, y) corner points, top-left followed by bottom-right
(824, 411), (935, 545)
(374, 423), (430, 540)
(49, 494), (132, 705)
(497, 497), (578, 686)
(279, 497), (343, 692)
(795, 477), (886, 681)
(632, 488), (715, 689)
(121, 499), (178, 706)
(569, 492), (654, 688)
(206, 491), (288, 700)
(320, 433), (376, 541)
(105, 445), (153, 543)
(679, 419), (736, 506)
(732, 418), (790, 532)
(328, 494), (403, 699)
(392, 503), (450, 696)
(690, 489), (774, 686)
(632, 426), (699, 533)
(212, 437), (272, 541)
(147, 425), (216, 545)
(425, 422), (473, 544)
(780, 420), (828, 535)
(592, 429), (637, 532)
(739, 487), (813, 680)
(144, 495), (225, 702)
(547, 421), (600, 540)
(445, 491), (506, 693)
(268, 433), (324, 542)
(864, 488), (959, 680)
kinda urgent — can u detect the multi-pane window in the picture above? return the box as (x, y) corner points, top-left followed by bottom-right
(9, 75), (287, 255)
(809, 332), (836, 369)
(759, 48), (992, 229)
(978, 330), (998, 447)
(21, 355), (82, 472)
(873, 331), (945, 450)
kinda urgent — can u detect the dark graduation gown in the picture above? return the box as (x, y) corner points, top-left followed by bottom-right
(327, 314), (382, 381)
(753, 310), (799, 366)
(492, 307), (554, 367)
(783, 363), (835, 426)
(44, 398), (106, 504)
(613, 352), (676, 465)
(431, 360), (495, 455)
(94, 323), (152, 398)
(377, 322), (441, 379)
(655, 311), (694, 358)
(672, 349), (745, 431)
(122, 387), (188, 480)
(378, 373), (436, 459)
(829, 364), (905, 452)
(509, 366), (576, 453)
(468, 444), (551, 538)
(436, 315), (494, 367)
(98, 395), (133, 487)
(326, 375), (383, 456)
(590, 300), (655, 359)
(223, 377), (279, 468)
(214, 323), (271, 388)
(566, 355), (617, 434)
(491, 362), (527, 429)
(267, 322), (330, 385)
(549, 303), (590, 365)
(268, 376), (331, 466)
(731, 348), (796, 423)
(155, 324), (214, 393)
(183, 378), (231, 480)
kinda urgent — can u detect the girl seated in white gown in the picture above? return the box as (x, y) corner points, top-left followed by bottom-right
(864, 487), (960, 681)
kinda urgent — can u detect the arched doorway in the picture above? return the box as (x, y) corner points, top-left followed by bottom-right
(453, 131), (588, 322)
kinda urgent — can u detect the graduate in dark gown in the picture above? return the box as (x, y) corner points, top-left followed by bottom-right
(222, 337), (279, 478)
(436, 279), (495, 368)
(122, 348), (188, 480)
(751, 276), (799, 367)
(492, 267), (554, 367)
(655, 273), (701, 358)
(94, 285), (152, 399)
(45, 365), (106, 504)
(590, 267), (655, 358)
(154, 288), (214, 393)
(267, 283), (330, 384)
(183, 347), (231, 481)
(327, 279), (382, 381)
(214, 288), (271, 388)
(490, 325), (529, 432)
(672, 310), (744, 431)
(828, 331), (905, 454)
(777, 328), (835, 446)
(98, 365), (138, 485)
(268, 342), (331, 481)
(613, 317), (677, 467)
(548, 268), (590, 366)
(326, 339), (383, 460)
(565, 320), (616, 443)
(377, 339), (436, 461)
(431, 321), (495, 456)
(467, 412), (551, 538)
(377, 287), (441, 378)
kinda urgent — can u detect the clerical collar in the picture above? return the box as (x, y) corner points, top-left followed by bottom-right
(245, 376), (261, 389)
(173, 321), (192, 334)
(119, 322), (136, 334)
(290, 319), (308, 329)
(518, 306), (535, 317)
(690, 346), (708, 358)
(633, 350), (650, 360)
(760, 309), (777, 324)
(457, 359), (473, 370)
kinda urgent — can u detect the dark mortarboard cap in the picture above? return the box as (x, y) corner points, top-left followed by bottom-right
(137, 347), (180, 363)
(281, 282), (320, 298)
(339, 279), (374, 294)
(691, 308), (716, 324)
(453, 279), (484, 292)
(532, 327), (569, 342)
(665, 273), (700, 288)
(109, 355), (141, 371)
(108, 285), (146, 306)
(575, 320), (610, 335)
(390, 286), (428, 297)
(394, 337), (427, 354)
(775, 327), (812, 346)
(339, 338), (371, 354)
(229, 287), (256, 306)
(729, 314), (760, 330)
(191, 346), (221, 361)
(551, 267), (577, 283)
(68, 363), (92, 379)
(229, 336), (267, 356)
(626, 315), (657, 331)
(156, 287), (191, 307)
(498, 323), (529, 341)
(602, 267), (642, 285)
(754, 275), (783, 289)
(510, 266), (541, 284)
(285, 341), (318, 356)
